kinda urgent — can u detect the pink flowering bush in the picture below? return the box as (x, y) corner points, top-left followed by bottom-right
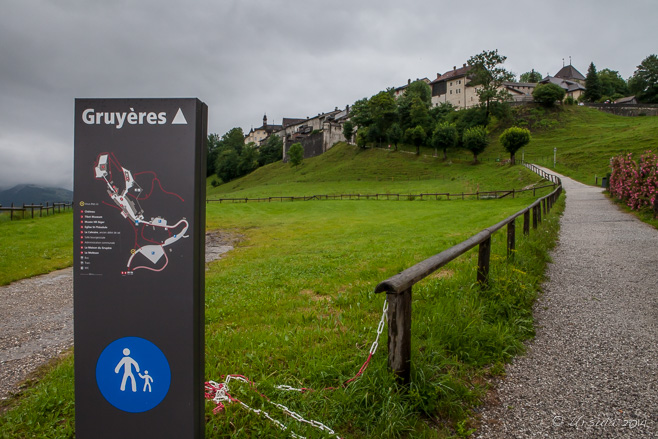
(609, 151), (658, 213)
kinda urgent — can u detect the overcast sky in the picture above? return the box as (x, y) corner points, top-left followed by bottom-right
(1, 0), (656, 190)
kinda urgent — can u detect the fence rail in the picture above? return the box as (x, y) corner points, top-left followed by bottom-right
(0, 202), (72, 220)
(373, 163), (562, 383)
(206, 184), (556, 204)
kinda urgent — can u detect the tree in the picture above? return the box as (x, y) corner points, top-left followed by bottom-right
(238, 142), (260, 175)
(368, 90), (397, 146)
(532, 83), (566, 107)
(356, 127), (368, 149)
(519, 69), (542, 83)
(387, 123), (403, 150)
(584, 62), (602, 102)
(405, 125), (426, 155)
(628, 54), (658, 103)
(342, 120), (354, 144)
(499, 127), (530, 165)
(397, 80), (431, 130)
(467, 49), (515, 119)
(350, 97), (372, 128)
(431, 122), (457, 160)
(258, 134), (283, 166)
(409, 96), (431, 133)
(215, 148), (240, 183)
(462, 126), (488, 163)
(598, 69), (629, 100)
(288, 142), (304, 167)
(206, 133), (221, 176)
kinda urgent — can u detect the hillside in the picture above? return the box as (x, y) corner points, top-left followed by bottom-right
(487, 106), (658, 185)
(207, 142), (546, 199)
(0, 184), (73, 206)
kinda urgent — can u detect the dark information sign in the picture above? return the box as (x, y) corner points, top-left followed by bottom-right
(73, 98), (207, 438)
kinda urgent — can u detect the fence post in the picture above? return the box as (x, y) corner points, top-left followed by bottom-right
(477, 236), (491, 286)
(524, 210), (530, 235)
(387, 288), (412, 384)
(507, 220), (516, 258)
(542, 198), (547, 216)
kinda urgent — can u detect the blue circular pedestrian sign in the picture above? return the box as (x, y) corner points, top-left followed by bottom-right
(96, 337), (171, 413)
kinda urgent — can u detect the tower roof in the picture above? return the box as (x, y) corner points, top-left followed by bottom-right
(555, 64), (585, 81)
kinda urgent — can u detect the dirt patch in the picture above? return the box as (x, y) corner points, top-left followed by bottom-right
(205, 230), (244, 264)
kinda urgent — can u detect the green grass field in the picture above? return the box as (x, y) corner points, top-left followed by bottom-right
(0, 212), (73, 286)
(490, 106), (658, 185)
(1, 195), (563, 438)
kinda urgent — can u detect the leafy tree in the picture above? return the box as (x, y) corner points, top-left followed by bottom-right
(584, 62), (602, 102)
(628, 54), (658, 103)
(258, 134), (283, 166)
(288, 142), (304, 167)
(218, 127), (246, 155)
(215, 148), (240, 183)
(519, 69), (542, 83)
(214, 127), (246, 183)
(409, 96), (431, 133)
(462, 126), (488, 163)
(342, 120), (354, 143)
(350, 97), (372, 128)
(532, 83), (566, 107)
(499, 127), (530, 165)
(206, 133), (221, 176)
(238, 142), (260, 175)
(431, 122), (457, 160)
(356, 127), (368, 149)
(397, 80), (431, 130)
(387, 123), (403, 150)
(429, 102), (455, 125)
(448, 106), (487, 145)
(467, 49), (515, 119)
(598, 69), (629, 100)
(405, 125), (426, 155)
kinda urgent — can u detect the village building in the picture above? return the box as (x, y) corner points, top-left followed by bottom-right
(539, 63), (586, 101)
(244, 114), (283, 146)
(393, 78), (431, 99)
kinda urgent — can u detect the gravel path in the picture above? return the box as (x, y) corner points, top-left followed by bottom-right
(0, 231), (239, 401)
(475, 171), (658, 438)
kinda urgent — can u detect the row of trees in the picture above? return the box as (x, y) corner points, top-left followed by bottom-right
(207, 127), (283, 183)
(347, 50), (517, 160)
(583, 55), (658, 103)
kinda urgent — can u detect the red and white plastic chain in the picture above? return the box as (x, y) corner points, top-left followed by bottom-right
(205, 298), (389, 438)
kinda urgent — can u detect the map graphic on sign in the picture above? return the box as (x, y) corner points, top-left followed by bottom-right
(94, 152), (189, 274)
(96, 337), (171, 413)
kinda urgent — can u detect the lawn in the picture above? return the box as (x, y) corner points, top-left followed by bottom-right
(0, 212), (73, 286)
(1, 193), (563, 438)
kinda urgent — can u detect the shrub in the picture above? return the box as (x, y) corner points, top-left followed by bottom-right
(609, 151), (658, 212)
(532, 83), (566, 107)
(288, 142), (304, 167)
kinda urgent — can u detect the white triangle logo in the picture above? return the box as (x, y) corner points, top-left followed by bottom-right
(172, 108), (187, 125)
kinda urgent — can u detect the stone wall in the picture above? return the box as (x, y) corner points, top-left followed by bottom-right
(585, 103), (658, 117)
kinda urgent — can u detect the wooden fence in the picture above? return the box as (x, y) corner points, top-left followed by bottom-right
(373, 164), (562, 383)
(0, 202), (72, 220)
(206, 184), (556, 204)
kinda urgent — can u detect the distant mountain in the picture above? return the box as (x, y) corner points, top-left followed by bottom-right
(0, 184), (73, 206)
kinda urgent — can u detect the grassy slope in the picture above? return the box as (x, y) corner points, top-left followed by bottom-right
(487, 106), (658, 185)
(207, 142), (544, 199)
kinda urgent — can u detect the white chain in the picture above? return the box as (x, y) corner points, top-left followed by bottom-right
(208, 298), (389, 438)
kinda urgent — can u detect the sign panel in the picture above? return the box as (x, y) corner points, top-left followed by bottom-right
(73, 98), (206, 438)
